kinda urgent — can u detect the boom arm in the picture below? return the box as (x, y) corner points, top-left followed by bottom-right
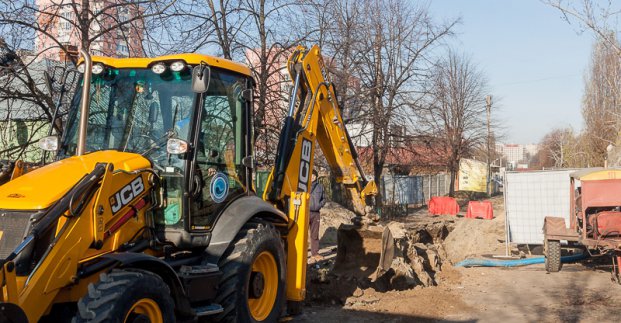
(265, 45), (377, 213)
(263, 45), (377, 303)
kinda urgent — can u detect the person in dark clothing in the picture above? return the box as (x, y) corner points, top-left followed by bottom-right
(309, 169), (326, 263)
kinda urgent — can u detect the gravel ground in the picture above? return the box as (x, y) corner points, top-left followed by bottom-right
(288, 196), (621, 323)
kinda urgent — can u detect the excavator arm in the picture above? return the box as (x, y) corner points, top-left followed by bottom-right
(265, 45), (376, 212)
(263, 45), (377, 303)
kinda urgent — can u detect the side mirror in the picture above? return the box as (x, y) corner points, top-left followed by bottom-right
(191, 63), (211, 93)
(167, 138), (188, 154)
(242, 156), (255, 168)
(39, 136), (59, 151)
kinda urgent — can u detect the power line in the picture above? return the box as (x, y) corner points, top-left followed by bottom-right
(494, 74), (579, 87)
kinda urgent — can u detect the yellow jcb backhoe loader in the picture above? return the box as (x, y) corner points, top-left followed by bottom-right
(0, 45), (376, 323)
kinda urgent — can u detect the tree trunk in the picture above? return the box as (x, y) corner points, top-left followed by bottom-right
(448, 166), (457, 197)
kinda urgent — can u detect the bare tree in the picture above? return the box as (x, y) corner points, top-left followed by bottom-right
(416, 52), (489, 196)
(581, 36), (621, 166)
(538, 127), (584, 168)
(545, 1), (621, 166)
(348, 0), (457, 198)
(0, 39), (77, 161)
(0, 0), (180, 61)
(545, 0), (621, 55)
(238, 0), (314, 165)
(0, 0), (185, 160)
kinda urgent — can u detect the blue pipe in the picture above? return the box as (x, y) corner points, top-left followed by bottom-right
(454, 253), (587, 268)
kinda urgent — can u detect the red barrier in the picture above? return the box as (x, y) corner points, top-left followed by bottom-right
(466, 201), (493, 220)
(428, 196), (459, 216)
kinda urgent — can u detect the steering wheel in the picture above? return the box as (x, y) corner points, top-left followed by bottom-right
(140, 130), (185, 172)
(135, 133), (159, 150)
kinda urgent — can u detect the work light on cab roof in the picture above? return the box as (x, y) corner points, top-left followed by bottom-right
(151, 61), (167, 74)
(170, 60), (186, 72)
(76, 62), (105, 74)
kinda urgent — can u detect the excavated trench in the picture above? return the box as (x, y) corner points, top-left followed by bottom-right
(306, 215), (458, 305)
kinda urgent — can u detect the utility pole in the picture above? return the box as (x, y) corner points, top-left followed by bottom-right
(486, 95), (492, 196)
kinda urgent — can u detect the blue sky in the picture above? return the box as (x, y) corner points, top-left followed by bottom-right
(428, 0), (596, 144)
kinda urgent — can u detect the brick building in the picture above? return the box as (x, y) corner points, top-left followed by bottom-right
(35, 0), (144, 61)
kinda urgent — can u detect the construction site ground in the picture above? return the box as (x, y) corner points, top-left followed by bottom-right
(288, 196), (621, 323)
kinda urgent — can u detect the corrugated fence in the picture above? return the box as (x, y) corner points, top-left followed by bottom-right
(255, 171), (452, 206)
(382, 174), (451, 205)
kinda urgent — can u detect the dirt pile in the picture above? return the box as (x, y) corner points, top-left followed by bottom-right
(308, 198), (506, 306)
(442, 200), (506, 264)
(307, 217), (454, 305)
(319, 202), (356, 246)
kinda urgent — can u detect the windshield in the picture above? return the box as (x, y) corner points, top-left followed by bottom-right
(60, 68), (194, 157)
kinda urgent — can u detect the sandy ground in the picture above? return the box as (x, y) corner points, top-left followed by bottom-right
(292, 264), (621, 323)
(288, 197), (621, 323)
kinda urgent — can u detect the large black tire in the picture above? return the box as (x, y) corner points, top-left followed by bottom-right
(215, 220), (286, 323)
(74, 269), (175, 323)
(545, 239), (562, 273)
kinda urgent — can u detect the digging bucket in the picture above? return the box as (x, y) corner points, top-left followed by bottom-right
(333, 224), (395, 277)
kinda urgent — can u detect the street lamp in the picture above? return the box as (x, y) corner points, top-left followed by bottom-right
(605, 144), (614, 168)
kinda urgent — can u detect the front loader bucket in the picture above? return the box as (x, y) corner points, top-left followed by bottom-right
(333, 224), (395, 278)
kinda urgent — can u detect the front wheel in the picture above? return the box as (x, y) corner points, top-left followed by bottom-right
(74, 269), (175, 323)
(215, 220), (286, 322)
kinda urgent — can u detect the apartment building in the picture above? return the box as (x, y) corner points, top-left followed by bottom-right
(34, 0), (143, 61)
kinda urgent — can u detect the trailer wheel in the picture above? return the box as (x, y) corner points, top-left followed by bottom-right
(215, 220), (286, 323)
(545, 239), (562, 273)
(73, 269), (175, 323)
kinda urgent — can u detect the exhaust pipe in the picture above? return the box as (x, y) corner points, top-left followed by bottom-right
(76, 49), (92, 156)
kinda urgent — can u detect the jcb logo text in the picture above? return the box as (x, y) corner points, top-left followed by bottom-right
(110, 177), (145, 214)
(297, 139), (312, 192)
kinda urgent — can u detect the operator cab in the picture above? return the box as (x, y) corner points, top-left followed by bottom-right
(58, 55), (255, 248)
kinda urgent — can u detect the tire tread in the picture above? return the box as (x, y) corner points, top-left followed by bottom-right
(545, 239), (562, 272)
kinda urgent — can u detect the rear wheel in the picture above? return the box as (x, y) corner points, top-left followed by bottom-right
(74, 269), (175, 323)
(545, 239), (562, 272)
(215, 220), (286, 322)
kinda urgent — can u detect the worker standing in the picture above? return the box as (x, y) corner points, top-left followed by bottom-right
(309, 169), (326, 264)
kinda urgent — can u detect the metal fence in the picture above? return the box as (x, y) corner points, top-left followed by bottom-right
(254, 170), (348, 204)
(382, 173), (451, 205)
(382, 175), (424, 205)
(254, 171), (453, 207)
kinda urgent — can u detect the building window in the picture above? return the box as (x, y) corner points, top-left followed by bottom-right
(116, 44), (128, 52)
(60, 11), (73, 30)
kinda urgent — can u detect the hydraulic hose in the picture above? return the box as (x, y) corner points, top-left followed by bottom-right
(454, 253), (588, 268)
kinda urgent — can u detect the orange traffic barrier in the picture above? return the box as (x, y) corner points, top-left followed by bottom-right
(466, 201), (493, 219)
(428, 196), (459, 216)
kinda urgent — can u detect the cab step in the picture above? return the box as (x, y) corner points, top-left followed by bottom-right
(178, 264), (222, 303)
(194, 304), (224, 317)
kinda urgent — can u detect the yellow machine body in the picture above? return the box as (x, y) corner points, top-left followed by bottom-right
(0, 46), (376, 322)
(262, 45), (378, 302)
(80, 53), (252, 77)
(0, 151), (153, 322)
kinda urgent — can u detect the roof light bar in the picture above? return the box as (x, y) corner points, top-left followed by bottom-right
(151, 62), (167, 74)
